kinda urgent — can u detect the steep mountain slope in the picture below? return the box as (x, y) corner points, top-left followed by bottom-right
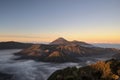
(71, 40), (94, 47)
(14, 38), (120, 63)
(15, 44), (79, 62)
(50, 37), (69, 45)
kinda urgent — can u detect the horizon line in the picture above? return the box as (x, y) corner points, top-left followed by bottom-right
(0, 40), (120, 44)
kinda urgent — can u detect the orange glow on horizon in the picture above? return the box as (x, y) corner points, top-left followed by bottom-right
(0, 36), (120, 44)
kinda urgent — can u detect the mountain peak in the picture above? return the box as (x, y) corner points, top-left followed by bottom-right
(50, 37), (69, 45)
(56, 37), (66, 41)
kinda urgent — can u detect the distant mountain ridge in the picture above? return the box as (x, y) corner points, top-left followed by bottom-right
(0, 41), (33, 49)
(14, 37), (120, 63)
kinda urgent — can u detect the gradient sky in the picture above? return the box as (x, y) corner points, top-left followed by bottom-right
(0, 0), (120, 43)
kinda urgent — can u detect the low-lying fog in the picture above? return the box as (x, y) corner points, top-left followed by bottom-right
(0, 49), (115, 80)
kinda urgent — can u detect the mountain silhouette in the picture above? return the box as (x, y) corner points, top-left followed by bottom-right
(0, 41), (33, 49)
(50, 37), (94, 47)
(50, 37), (69, 45)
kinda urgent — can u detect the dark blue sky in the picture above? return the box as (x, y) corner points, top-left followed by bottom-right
(0, 0), (120, 43)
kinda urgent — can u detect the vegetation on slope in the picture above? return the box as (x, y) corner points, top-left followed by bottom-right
(48, 59), (120, 80)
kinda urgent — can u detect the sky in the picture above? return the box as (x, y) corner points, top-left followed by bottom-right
(0, 0), (120, 43)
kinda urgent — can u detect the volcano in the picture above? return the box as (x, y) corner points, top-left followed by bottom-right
(14, 37), (120, 63)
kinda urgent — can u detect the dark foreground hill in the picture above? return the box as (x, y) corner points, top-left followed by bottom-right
(0, 72), (14, 80)
(14, 38), (120, 63)
(0, 41), (33, 49)
(48, 59), (120, 80)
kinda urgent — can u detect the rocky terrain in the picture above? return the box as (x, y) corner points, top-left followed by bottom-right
(48, 59), (120, 80)
(14, 38), (120, 63)
(0, 41), (33, 49)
